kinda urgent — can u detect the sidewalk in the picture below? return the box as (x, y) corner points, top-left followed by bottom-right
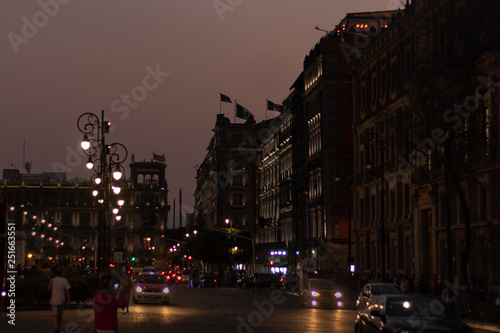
(465, 320), (500, 332)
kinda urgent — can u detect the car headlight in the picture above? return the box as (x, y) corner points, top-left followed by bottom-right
(162, 286), (170, 294)
(135, 286), (143, 293)
(311, 291), (320, 297)
(334, 292), (342, 298)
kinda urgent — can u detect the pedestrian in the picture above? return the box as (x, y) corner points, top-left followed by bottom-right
(120, 275), (132, 313)
(401, 275), (409, 293)
(93, 275), (128, 333)
(48, 266), (71, 333)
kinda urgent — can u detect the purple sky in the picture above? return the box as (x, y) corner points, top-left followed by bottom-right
(1, 0), (401, 225)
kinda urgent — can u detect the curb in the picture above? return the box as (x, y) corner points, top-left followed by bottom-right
(465, 321), (500, 332)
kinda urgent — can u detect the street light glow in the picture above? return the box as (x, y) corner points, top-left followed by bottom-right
(81, 134), (91, 150)
(86, 157), (94, 170)
(113, 165), (123, 180)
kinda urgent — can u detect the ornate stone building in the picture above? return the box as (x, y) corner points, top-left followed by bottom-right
(352, 0), (500, 294)
(2, 155), (170, 270)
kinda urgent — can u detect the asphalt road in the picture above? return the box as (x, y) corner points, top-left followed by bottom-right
(1, 286), (497, 333)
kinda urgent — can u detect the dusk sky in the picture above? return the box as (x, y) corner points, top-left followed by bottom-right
(1, 0), (401, 225)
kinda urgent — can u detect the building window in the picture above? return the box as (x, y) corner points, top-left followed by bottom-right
(380, 66), (387, 99)
(359, 198), (365, 227)
(233, 192), (243, 206)
(371, 70), (378, 105)
(142, 237), (152, 250)
(478, 184), (488, 222)
(403, 184), (410, 217)
(390, 55), (397, 92)
(390, 189), (396, 219)
(371, 195), (376, 225)
(233, 175), (242, 186)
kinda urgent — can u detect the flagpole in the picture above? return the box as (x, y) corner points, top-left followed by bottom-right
(265, 100), (267, 120)
(234, 99), (236, 123)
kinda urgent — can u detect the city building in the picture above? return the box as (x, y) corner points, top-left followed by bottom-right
(352, 0), (500, 292)
(258, 105), (293, 274)
(194, 114), (265, 272)
(1, 155), (170, 270)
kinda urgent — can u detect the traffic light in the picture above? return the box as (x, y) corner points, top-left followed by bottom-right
(131, 253), (136, 262)
(188, 256), (192, 260)
(269, 260), (274, 266)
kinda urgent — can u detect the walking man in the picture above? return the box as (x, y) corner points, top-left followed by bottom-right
(48, 266), (71, 333)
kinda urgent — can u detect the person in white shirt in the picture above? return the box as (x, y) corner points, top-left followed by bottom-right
(48, 266), (71, 333)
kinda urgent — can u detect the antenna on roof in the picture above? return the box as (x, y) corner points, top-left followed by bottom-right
(315, 26), (330, 36)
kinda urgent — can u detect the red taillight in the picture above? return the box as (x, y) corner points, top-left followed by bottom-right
(280, 278), (284, 282)
(214, 279), (217, 283)
(166, 276), (170, 280)
(177, 276), (181, 281)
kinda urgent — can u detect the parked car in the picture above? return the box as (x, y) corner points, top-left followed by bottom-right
(240, 273), (284, 289)
(355, 294), (474, 333)
(194, 275), (217, 288)
(356, 283), (402, 312)
(133, 272), (170, 305)
(181, 273), (191, 285)
(300, 278), (344, 308)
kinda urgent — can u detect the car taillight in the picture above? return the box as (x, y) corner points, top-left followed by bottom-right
(177, 276), (181, 281)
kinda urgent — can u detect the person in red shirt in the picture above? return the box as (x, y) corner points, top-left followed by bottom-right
(93, 276), (128, 333)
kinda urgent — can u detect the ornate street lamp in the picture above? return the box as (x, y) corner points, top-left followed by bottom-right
(77, 110), (128, 272)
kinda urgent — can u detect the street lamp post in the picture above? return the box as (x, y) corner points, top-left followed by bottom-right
(365, 133), (385, 278)
(334, 150), (353, 273)
(77, 110), (128, 273)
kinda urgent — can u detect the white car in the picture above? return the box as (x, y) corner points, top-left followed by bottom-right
(133, 273), (170, 305)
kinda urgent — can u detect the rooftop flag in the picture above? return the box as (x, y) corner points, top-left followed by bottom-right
(220, 93), (232, 103)
(236, 103), (253, 120)
(267, 99), (283, 112)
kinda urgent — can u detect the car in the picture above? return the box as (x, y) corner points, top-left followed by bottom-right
(142, 265), (156, 273)
(181, 273), (191, 286)
(240, 273), (284, 289)
(355, 294), (474, 333)
(132, 272), (170, 305)
(300, 278), (344, 308)
(356, 283), (402, 312)
(194, 275), (217, 288)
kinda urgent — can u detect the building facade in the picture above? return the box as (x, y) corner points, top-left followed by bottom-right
(352, 0), (500, 294)
(2, 155), (170, 270)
